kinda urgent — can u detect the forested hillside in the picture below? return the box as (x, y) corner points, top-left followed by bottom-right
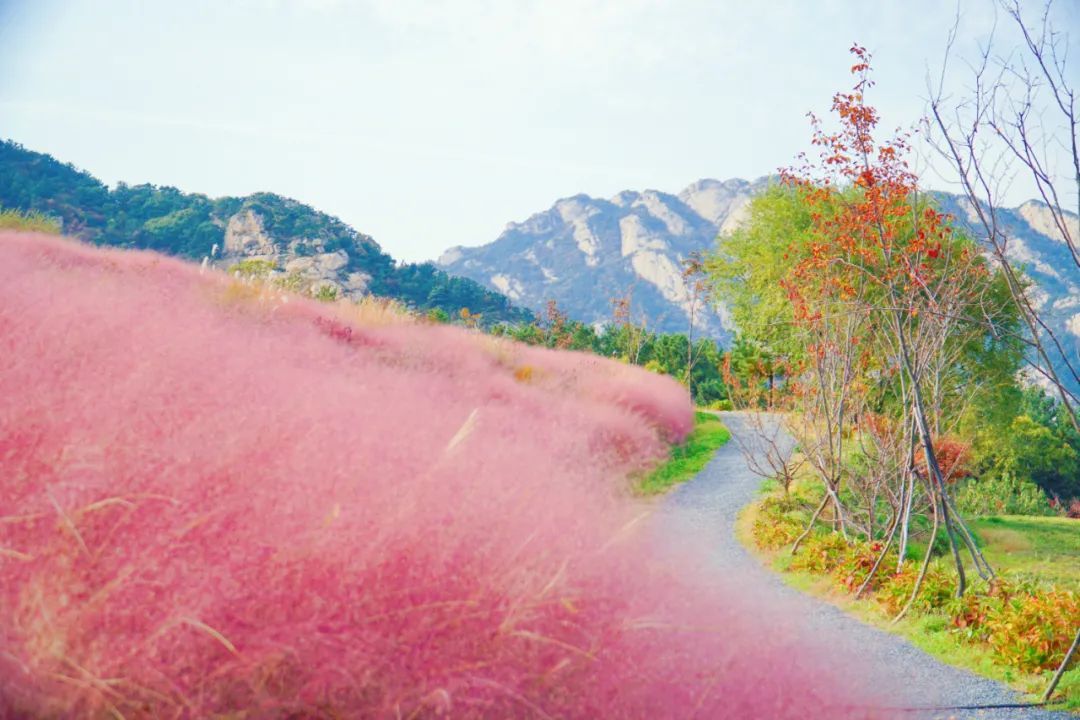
(0, 139), (532, 324)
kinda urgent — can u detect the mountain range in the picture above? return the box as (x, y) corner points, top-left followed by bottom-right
(439, 178), (767, 336)
(2, 138), (1076, 376)
(437, 179), (1080, 365)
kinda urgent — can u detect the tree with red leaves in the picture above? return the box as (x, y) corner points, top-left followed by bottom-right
(778, 46), (1012, 598)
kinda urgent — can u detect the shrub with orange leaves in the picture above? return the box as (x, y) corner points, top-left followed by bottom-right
(915, 436), (973, 483)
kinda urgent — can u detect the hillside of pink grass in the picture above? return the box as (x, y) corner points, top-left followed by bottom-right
(0, 233), (877, 718)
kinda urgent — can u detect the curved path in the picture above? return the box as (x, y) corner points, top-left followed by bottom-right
(656, 412), (1066, 720)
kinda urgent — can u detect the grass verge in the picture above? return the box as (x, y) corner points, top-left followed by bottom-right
(969, 515), (1080, 591)
(636, 411), (730, 495)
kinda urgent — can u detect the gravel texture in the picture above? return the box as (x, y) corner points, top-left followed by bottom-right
(654, 411), (1068, 720)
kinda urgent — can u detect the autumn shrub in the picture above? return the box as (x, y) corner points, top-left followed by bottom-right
(751, 495), (803, 549)
(918, 436), (973, 482)
(980, 585), (1080, 672)
(939, 579), (1080, 671)
(937, 578), (1080, 677)
(877, 563), (955, 616)
(941, 581), (1004, 641)
(0, 232), (875, 719)
(789, 532), (851, 575)
(831, 541), (896, 594)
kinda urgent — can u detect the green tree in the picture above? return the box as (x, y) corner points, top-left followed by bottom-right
(705, 184), (810, 365)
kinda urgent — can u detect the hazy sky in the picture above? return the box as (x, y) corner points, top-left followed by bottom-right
(1, 0), (1075, 262)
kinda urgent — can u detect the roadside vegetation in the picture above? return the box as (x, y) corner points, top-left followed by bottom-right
(487, 293), (730, 407)
(213, 265), (738, 497)
(709, 37), (1080, 710)
(743, 477), (1079, 709)
(636, 411), (730, 495)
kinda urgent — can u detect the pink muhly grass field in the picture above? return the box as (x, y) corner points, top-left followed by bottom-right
(0, 233), (876, 718)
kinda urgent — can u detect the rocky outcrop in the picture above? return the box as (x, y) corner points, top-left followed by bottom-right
(223, 209), (276, 258)
(217, 206), (375, 298)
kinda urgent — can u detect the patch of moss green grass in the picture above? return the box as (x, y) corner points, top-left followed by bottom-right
(969, 515), (1080, 591)
(636, 411), (730, 495)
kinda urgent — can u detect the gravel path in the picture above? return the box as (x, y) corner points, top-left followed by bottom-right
(655, 411), (1067, 720)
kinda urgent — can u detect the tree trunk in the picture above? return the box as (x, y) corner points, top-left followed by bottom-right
(893, 486), (939, 623)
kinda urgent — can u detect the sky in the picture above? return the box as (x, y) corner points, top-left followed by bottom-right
(1, 0), (1076, 262)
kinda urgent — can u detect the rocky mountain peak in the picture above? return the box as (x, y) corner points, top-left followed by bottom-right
(678, 177), (761, 226)
(437, 177), (770, 337)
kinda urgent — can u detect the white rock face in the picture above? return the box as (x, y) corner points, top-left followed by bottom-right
(437, 246), (465, 266)
(956, 198), (984, 226)
(619, 215), (669, 256)
(1053, 295), (1080, 312)
(1026, 285), (1051, 311)
(490, 273), (524, 300)
(1018, 201), (1079, 247)
(556, 199), (601, 267)
(719, 198), (752, 235)
(224, 210), (276, 257)
(218, 208), (375, 300)
(1005, 236), (1063, 281)
(630, 251), (690, 308)
(284, 250), (349, 276)
(678, 178), (755, 226)
(344, 272), (371, 293)
(635, 191), (690, 236)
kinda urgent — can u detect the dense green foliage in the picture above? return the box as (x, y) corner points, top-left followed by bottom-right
(636, 412), (731, 495)
(958, 386), (1080, 507)
(709, 184), (1024, 419)
(488, 303), (729, 406)
(0, 139), (532, 324)
(707, 183), (807, 364)
(1000, 388), (1080, 501)
(954, 473), (1061, 518)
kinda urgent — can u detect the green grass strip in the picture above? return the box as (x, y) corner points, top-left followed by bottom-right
(637, 411), (730, 495)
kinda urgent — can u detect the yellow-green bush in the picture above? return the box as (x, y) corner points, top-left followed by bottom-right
(0, 208), (61, 233)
